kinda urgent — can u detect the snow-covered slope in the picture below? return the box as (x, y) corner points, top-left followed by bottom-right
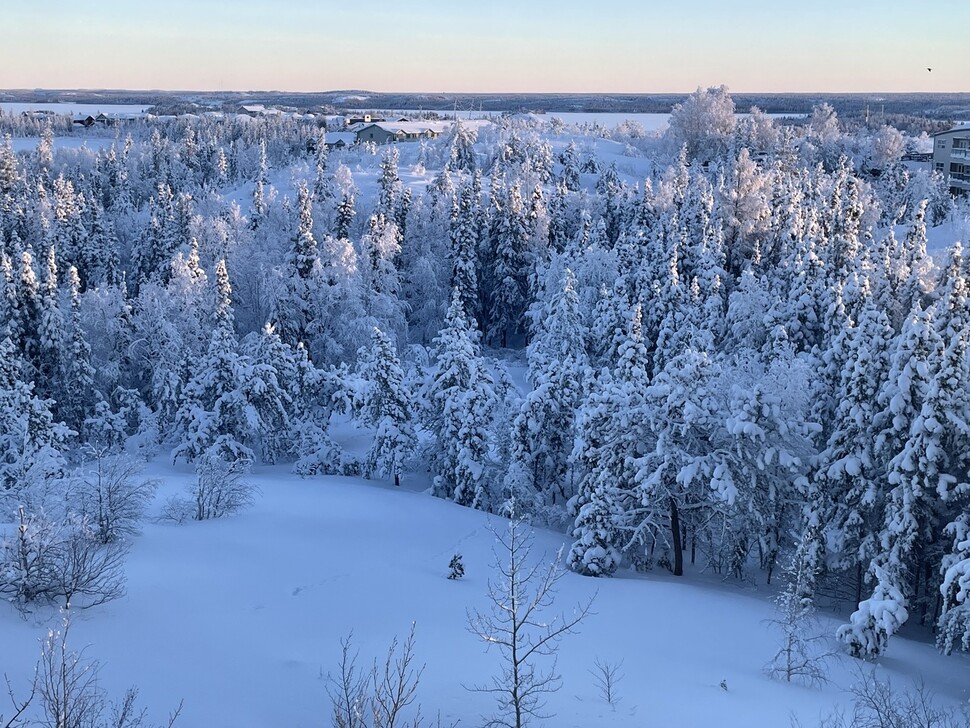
(3, 465), (967, 728)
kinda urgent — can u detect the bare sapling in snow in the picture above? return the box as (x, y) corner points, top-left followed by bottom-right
(467, 516), (594, 728)
(790, 668), (969, 728)
(589, 657), (623, 710)
(765, 537), (835, 686)
(327, 624), (446, 728)
(1, 674), (35, 728)
(30, 611), (184, 728)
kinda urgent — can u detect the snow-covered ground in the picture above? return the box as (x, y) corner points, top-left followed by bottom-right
(2, 464), (967, 728)
(362, 110), (805, 131)
(9, 136), (119, 153)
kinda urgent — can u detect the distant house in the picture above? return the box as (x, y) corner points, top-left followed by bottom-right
(932, 126), (970, 193)
(324, 131), (357, 149)
(72, 115), (96, 127)
(345, 114), (385, 126)
(353, 121), (448, 144)
(238, 104), (284, 118)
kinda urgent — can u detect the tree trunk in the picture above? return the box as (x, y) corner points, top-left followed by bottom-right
(394, 472), (400, 487)
(670, 497), (683, 577)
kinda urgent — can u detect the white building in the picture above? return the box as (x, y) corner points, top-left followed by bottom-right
(932, 125), (970, 193)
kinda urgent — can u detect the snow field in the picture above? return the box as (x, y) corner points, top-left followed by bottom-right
(3, 465), (967, 728)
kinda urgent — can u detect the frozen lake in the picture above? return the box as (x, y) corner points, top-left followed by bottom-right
(0, 102), (151, 117)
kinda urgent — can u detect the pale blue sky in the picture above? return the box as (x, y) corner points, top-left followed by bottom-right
(2, 0), (967, 92)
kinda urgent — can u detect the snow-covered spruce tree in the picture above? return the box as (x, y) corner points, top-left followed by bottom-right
(238, 323), (294, 464)
(427, 289), (496, 510)
(250, 138), (269, 229)
(843, 245), (970, 657)
(59, 266), (97, 437)
(131, 183), (180, 288)
(558, 142), (580, 192)
(358, 327), (416, 487)
(718, 146), (771, 277)
(376, 146), (402, 220)
(938, 512), (970, 655)
(566, 367), (624, 578)
(506, 268), (587, 512)
(569, 306), (650, 577)
(173, 259), (256, 463)
(335, 180), (357, 242)
(313, 129), (331, 200)
(447, 120), (477, 173)
(276, 180), (320, 348)
(291, 343), (347, 477)
(488, 181), (530, 348)
(717, 359), (817, 583)
(837, 564), (909, 660)
(812, 296), (894, 595)
(358, 213), (405, 339)
(449, 182), (481, 326)
(634, 343), (720, 576)
(0, 336), (71, 497)
(36, 246), (64, 407)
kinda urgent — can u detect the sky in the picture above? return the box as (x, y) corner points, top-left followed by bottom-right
(2, 0), (967, 93)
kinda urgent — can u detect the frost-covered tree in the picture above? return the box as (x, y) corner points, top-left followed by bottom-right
(508, 268), (586, 512)
(59, 266), (97, 436)
(358, 327), (416, 486)
(276, 181), (320, 347)
(488, 182), (529, 347)
(666, 86), (736, 161)
(174, 260), (256, 463)
(570, 306), (650, 576)
(449, 182), (481, 324)
(447, 120), (477, 172)
(427, 290), (496, 509)
(0, 337), (70, 494)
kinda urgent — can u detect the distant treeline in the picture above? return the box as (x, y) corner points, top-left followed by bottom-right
(2, 89), (969, 121)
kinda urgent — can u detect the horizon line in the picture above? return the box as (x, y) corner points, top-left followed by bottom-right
(2, 88), (969, 97)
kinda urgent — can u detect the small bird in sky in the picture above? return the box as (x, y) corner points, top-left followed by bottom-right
(927, 67), (933, 72)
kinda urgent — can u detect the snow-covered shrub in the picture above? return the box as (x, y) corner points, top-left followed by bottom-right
(190, 451), (255, 521)
(71, 449), (158, 544)
(447, 553), (464, 580)
(837, 566), (908, 660)
(0, 506), (127, 610)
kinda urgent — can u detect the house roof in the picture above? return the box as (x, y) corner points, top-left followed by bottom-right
(932, 125), (970, 136)
(357, 121), (450, 135)
(325, 132), (356, 145)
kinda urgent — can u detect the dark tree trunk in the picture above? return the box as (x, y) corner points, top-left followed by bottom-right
(670, 497), (683, 577)
(394, 473), (400, 487)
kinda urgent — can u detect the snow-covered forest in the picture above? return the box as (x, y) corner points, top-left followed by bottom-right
(2, 86), (970, 726)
